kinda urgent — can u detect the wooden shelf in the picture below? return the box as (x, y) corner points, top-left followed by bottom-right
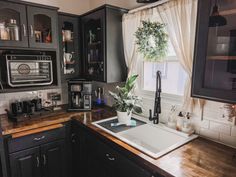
(207, 56), (236, 60)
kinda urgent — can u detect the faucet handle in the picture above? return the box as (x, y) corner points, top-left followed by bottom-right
(149, 109), (153, 121)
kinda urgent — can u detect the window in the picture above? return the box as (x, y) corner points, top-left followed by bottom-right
(143, 40), (187, 96)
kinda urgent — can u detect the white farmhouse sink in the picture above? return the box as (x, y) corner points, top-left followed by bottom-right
(93, 116), (198, 159)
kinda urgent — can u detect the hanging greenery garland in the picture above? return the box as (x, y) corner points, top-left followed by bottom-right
(135, 20), (168, 62)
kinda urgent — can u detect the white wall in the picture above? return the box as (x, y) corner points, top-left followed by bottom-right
(89, 0), (143, 10)
(23, 0), (90, 14)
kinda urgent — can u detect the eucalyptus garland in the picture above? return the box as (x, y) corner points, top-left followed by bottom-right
(135, 21), (168, 62)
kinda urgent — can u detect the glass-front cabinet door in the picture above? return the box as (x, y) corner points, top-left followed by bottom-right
(59, 14), (80, 80)
(0, 1), (28, 47)
(27, 6), (58, 49)
(82, 9), (105, 82)
(192, 0), (236, 103)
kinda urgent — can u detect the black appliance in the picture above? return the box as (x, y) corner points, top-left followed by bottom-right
(68, 80), (92, 111)
(11, 101), (23, 116)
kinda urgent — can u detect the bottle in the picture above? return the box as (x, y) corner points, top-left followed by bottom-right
(176, 111), (184, 131)
(182, 112), (193, 133)
(167, 106), (177, 129)
(7, 19), (19, 41)
(0, 22), (9, 40)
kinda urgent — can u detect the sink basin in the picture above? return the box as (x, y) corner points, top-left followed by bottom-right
(93, 116), (198, 159)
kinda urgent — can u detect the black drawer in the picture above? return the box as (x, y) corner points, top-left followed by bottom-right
(87, 133), (151, 177)
(8, 126), (66, 153)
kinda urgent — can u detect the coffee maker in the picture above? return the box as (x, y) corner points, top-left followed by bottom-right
(68, 80), (92, 111)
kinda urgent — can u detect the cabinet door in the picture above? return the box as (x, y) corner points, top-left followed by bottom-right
(59, 14), (80, 80)
(71, 122), (88, 177)
(192, 0), (236, 103)
(9, 146), (41, 177)
(0, 1), (28, 47)
(27, 6), (58, 49)
(41, 140), (65, 177)
(82, 9), (106, 82)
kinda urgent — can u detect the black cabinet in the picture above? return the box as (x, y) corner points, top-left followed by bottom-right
(192, 0), (236, 103)
(41, 140), (65, 177)
(9, 147), (41, 177)
(6, 126), (67, 177)
(59, 13), (81, 80)
(0, 1), (58, 49)
(27, 6), (58, 49)
(81, 5), (128, 83)
(72, 121), (154, 177)
(0, 1), (28, 48)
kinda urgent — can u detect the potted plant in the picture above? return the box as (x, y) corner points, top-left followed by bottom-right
(109, 75), (142, 125)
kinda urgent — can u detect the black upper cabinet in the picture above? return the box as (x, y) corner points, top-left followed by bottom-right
(0, 1), (28, 48)
(59, 13), (80, 80)
(81, 5), (128, 83)
(192, 0), (236, 104)
(27, 6), (58, 49)
(0, 1), (58, 49)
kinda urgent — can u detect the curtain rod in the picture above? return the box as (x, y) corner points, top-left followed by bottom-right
(129, 0), (170, 14)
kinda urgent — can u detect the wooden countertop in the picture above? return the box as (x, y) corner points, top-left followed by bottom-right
(1, 107), (236, 177)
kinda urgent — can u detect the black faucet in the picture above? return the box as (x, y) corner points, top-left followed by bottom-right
(149, 71), (161, 124)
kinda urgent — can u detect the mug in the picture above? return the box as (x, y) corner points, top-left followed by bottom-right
(64, 30), (73, 41)
(64, 53), (73, 62)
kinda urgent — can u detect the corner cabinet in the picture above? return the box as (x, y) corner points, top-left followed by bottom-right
(192, 0), (236, 103)
(0, 1), (58, 49)
(81, 5), (128, 83)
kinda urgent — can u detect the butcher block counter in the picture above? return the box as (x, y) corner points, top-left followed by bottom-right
(0, 106), (236, 177)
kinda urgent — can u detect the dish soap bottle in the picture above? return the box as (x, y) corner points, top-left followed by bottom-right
(182, 112), (193, 134)
(167, 105), (177, 129)
(176, 111), (184, 131)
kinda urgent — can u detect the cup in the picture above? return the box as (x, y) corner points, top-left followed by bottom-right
(64, 53), (73, 62)
(64, 30), (73, 41)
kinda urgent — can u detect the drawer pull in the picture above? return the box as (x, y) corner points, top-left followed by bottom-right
(43, 154), (47, 166)
(33, 136), (45, 141)
(36, 156), (40, 167)
(106, 153), (115, 161)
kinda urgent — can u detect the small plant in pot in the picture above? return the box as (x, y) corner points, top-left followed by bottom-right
(109, 75), (142, 125)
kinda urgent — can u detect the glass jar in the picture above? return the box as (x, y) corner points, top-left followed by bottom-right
(7, 19), (19, 41)
(0, 22), (9, 40)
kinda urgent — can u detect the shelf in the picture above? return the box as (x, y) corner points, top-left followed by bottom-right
(207, 56), (236, 60)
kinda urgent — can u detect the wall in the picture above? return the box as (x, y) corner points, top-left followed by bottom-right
(89, 0), (143, 10)
(23, 0), (90, 14)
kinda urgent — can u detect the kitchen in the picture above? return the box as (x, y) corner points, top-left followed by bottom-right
(0, 0), (235, 177)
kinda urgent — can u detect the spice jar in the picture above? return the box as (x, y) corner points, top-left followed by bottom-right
(0, 22), (9, 40)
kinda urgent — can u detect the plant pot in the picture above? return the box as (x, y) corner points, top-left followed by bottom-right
(117, 111), (132, 125)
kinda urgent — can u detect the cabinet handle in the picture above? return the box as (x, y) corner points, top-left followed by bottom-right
(106, 153), (115, 161)
(33, 136), (45, 141)
(71, 133), (76, 143)
(22, 24), (27, 37)
(43, 154), (47, 166)
(30, 25), (34, 37)
(36, 156), (40, 167)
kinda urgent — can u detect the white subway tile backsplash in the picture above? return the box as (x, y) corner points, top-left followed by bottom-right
(200, 128), (220, 141)
(209, 121), (231, 135)
(219, 134), (236, 147)
(231, 127), (236, 137)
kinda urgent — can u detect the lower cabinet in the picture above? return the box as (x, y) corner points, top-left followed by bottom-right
(9, 147), (41, 177)
(72, 121), (155, 177)
(9, 140), (65, 177)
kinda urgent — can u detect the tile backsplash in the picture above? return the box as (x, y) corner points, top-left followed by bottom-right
(0, 88), (67, 114)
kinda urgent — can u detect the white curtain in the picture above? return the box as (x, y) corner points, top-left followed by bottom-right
(157, 0), (204, 111)
(122, 0), (204, 111)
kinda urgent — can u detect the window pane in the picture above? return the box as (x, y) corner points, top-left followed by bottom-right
(143, 60), (187, 95)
